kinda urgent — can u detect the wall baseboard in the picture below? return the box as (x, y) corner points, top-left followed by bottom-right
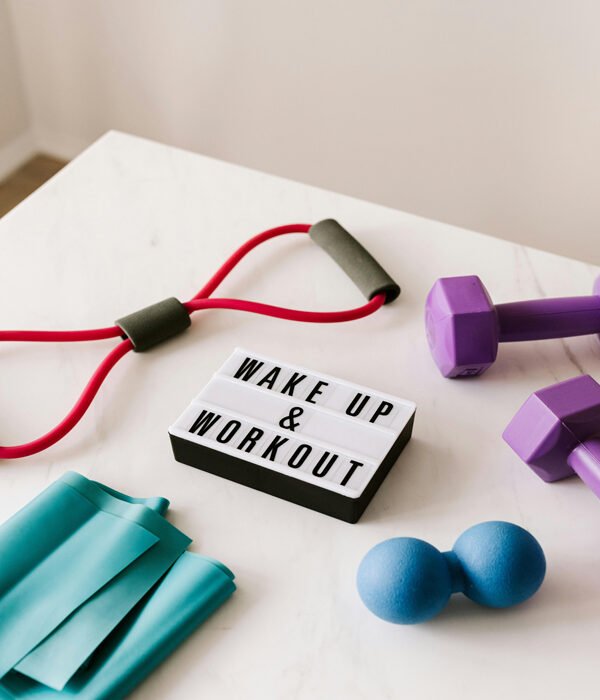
(0, 129), (37, 181)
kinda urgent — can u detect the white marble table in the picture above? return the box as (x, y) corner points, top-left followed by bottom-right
(1, 131), (599, 699)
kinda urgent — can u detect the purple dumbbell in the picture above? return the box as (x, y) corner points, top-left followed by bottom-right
(425, 275), (600, 378)
(503, 375), (600, 497)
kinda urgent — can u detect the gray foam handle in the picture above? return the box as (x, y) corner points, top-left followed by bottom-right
(309, 219), (400, 303)
(116, 297), (191, 352)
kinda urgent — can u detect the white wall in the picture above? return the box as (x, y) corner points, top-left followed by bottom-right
(0, 0), (34, 178)
(5, 0), (600, 263)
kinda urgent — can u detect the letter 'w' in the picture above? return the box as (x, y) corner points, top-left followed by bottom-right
(189, 410), (221, 435)
(233, 357), (264, 381)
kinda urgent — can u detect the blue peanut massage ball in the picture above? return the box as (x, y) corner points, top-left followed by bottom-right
(356, 521), (546, 624)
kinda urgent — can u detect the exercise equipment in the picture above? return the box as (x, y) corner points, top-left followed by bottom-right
(356, 521), (545, 624)
(504, 374), (600, 496)
(425, 275), (600, 377)
(0, 219), (399, 459)
(0, 472), (235, 698)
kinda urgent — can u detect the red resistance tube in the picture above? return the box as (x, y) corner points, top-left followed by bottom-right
(0, 224), (385, 459)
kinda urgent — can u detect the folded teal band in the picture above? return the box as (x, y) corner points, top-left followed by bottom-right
(0, 482), (158, 679)
(0, 552), (235, 699)
(86, 478), (170, 515)
(15, 478), (191, 691)
(0, 472), (236, 699)
(61, 471), (172, 530)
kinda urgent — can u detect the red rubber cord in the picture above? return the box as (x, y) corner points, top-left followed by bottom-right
(0, 224), (385, 459)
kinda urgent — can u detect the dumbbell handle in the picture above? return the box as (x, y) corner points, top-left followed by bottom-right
(497, 296), (600, 342)
(567, 438), (600, 499)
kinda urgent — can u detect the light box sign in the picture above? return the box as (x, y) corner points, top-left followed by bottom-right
(169, 348), (416, 522)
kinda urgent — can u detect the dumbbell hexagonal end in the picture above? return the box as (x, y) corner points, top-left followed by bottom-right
(503, 375), (600, 482)
(425, 276), (499, 378)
